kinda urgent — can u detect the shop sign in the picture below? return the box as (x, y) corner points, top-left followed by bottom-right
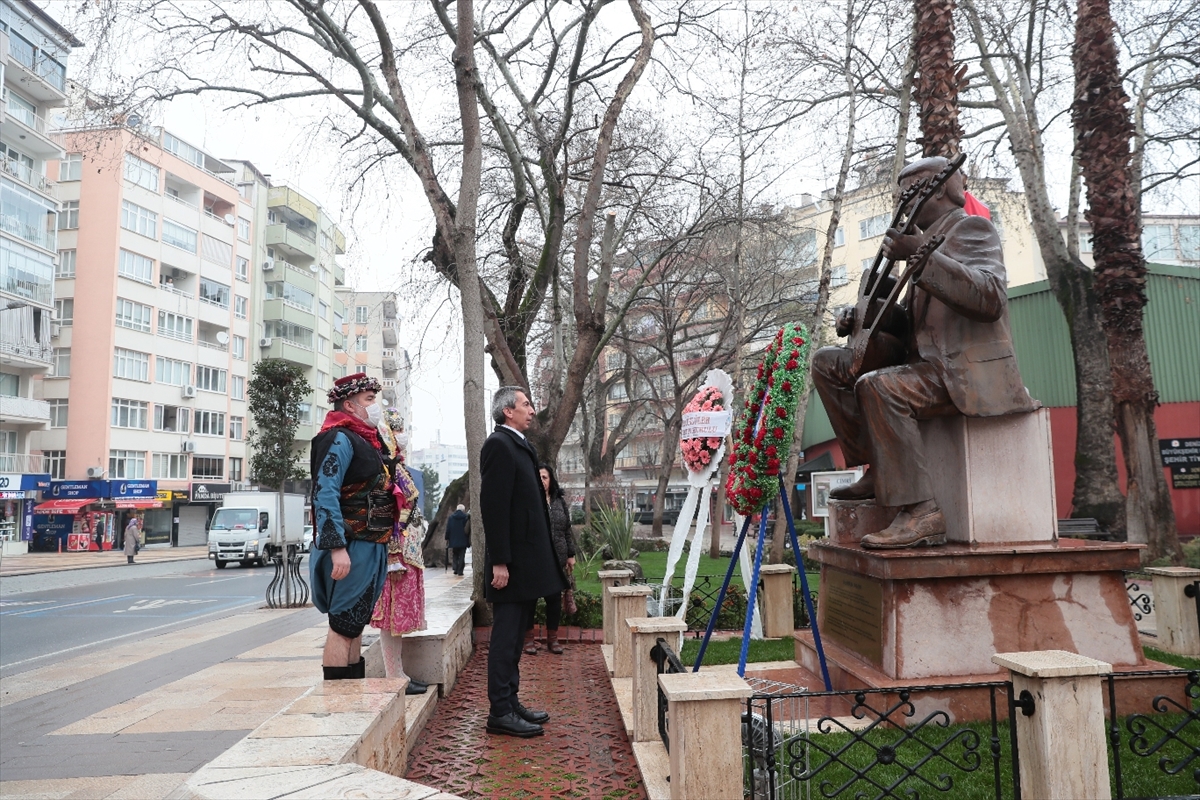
(157, 489), (190, 503)
(191, 483), (232, 502)
(0, 490), (36, 499)
(111, 480), (157, 499)
(0, 473), (51, 491)
(21, 498), (33, 541)
(49, 480), (109, 499)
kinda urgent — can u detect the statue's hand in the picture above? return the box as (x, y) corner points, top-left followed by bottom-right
(882, 228), (925, 261)
(835, 306), (856, 337)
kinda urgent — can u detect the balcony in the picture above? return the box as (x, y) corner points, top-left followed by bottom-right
(382, 357), (398, 375)
(2, 90), (65, 158)
(0, 451), (44, 473)
(381, 327), (398, 347)
(262, 299), (316, 328)
(2, 155), (56, 199)
(265, 224), (318, 262)
(2, 36), (67, 104)
(0, 395), (50, 427)
(267, 184), (319, 225)
(261, 337), (315, 368)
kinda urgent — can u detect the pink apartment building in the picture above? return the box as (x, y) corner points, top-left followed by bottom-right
(34, 127), (254, 546)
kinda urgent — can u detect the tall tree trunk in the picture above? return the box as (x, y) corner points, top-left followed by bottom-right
(913, 0), (965, 157)
(1072, 0), (1181, 562)
(962, 0), (1125, 535)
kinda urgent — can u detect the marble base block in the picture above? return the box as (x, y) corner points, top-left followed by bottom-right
(828, 500), (895, 545)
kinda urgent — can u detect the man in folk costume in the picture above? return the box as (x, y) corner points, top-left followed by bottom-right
(310, 373), (394, 680)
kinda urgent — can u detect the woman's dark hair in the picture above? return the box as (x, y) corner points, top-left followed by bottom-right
(538, 463), (564, 500)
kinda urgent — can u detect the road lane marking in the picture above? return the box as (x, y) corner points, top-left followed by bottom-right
(0, 600), (54, 608)
(185, 576), (248, 586)
(114, 598), (218, 613)
(2, 594), (134, 617)
(0, 599), (266, 670)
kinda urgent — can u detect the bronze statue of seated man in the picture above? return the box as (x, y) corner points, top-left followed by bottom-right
(812, 156), (1037, 549)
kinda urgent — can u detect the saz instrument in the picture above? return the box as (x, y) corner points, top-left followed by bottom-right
(846, 152), (967, 377)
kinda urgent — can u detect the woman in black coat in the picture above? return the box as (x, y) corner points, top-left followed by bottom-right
(525, 463), (576, 654)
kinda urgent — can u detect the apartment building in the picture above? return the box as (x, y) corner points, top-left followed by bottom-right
(32, 126), (253, 546)
(0, 0), (78, 551)
(408, 433), (467, 498)
(334, 288), (411, 427)
(227, 162), (346, 468)
(1065, 215), (1199, 270)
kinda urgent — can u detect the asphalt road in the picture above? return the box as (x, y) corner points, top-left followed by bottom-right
(0, 558), (289, 675)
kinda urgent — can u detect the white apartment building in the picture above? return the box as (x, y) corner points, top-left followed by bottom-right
(408, 433), (468, 497)
(334, 288), (412, 428)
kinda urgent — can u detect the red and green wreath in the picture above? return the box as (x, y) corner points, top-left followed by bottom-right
(725, 323), (810, 516)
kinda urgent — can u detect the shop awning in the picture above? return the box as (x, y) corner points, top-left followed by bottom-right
(33, 498), (93, 514)
(113, 499), (163, 509)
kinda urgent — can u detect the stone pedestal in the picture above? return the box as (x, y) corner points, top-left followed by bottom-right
(658, 672), (752, 800)
(628, 616), (687, 742)
(610, 585), (654, 678)
(993, 650), (1112, 800)
(759, 564), (795, 638)
(1147, 567), (1200, 656)
(600, 569), (634, 645)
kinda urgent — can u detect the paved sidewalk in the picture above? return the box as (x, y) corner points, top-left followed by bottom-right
(0, 546), (211, 577)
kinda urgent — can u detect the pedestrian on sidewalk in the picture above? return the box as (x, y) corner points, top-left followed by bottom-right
(446, 505), (469, 576)
(480, 386), (567, 738)
(370, 409), (429, 695)
(524, 464), (575, 656)
(310, 373), (393, 682)
(123, 516), (141, 564)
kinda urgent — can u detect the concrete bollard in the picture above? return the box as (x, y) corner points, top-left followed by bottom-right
(599, 569), (634, 645)
(610, 585), (654, 678)
(759, 564), (795, 638)
(627, 616), (688, 742)
(658, 671), (752, 800)
(992, 650), (1112, 800)
(1146, 567), (1200, 656)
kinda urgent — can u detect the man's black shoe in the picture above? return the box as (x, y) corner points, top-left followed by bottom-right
(515, 704), (550, 724)
(486, 712), (544, 738)
(405, 680), (428, 695)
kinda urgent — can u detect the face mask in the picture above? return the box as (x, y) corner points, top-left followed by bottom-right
(395, 431), (410, 449)
(365, 403), (383, 427)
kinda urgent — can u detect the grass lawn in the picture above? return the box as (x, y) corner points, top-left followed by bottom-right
(681, 635), (796, 667)
(574, 547), (819, 597)
(1145, 645), (1200, 671)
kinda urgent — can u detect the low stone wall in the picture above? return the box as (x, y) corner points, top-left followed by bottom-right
(364, 577), (475, 693)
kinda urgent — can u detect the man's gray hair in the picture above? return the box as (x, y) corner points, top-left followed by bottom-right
(491, 385), (527, 425)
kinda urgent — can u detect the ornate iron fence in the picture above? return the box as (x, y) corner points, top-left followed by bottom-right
(266, 544), (309, 608)
(743, 680), (1022, 800)
(650, 636), (685, 753)
(1106, 668), (1200, 799)
(1126, 571), (1154, 628)
(645, 572), (819, 633)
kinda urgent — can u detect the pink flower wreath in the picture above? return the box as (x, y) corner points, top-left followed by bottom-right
(679, 385), (726, 474)
(724, 323), (810, 516)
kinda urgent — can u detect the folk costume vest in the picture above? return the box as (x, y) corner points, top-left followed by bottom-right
(310, 426), (396, 544)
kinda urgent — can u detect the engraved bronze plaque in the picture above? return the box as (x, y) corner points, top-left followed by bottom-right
(822, 568), (883, 665)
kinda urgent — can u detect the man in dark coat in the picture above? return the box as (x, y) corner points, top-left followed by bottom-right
(812, 156), (1037, 549)
(480, 386), (568, 737)
(446, 505), (470, 576)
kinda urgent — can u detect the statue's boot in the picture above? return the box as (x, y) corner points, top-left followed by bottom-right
(829, 471), (875, 501)
(861, 501), (947, 549)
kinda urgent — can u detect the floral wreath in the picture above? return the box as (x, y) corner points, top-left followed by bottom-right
(680, 385), (726, 474)
(725, 323), (810, 516)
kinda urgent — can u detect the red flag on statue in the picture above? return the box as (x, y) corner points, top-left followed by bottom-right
(964, 191), (991, 219)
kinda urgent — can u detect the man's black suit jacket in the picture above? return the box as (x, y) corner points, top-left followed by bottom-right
(480, 426), (568, 604)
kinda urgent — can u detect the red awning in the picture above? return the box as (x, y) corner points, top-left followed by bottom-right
(113, 499), (163, 509)
(33, 498), (93, 514)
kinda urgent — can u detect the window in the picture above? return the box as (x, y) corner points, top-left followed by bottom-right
(237, 183), (253, 201)
(113, 348), (150, 382)
(229, 416), (244, 440)
(6, 90), (36, 126)
(199, 277), (230, 308)
(155, 357), (191, 387)
(48, 399), (69, 427)
(236, 256), (249, 282)
(317, 371), (328, 389)
(1079, 233), (1093, 254)
(115, 298), (153, 332)
(831, 265), (849, 287)
(192, 456), (224, 479)
(118, 249), (154, 283)
(163, 132), (204, 168)
(152, 453), (189, 480)
(123, 153), (160, 192)
(200, 233), (231, 264)
(232, 335), (246, 361)
(320, 266), (330, 285)
(334, 311), (344, 330)
(158, 311), (194, 342)
(109, 449), (146, 479)
(356, 335), (368, 352)
(44, 450), (66, 480)
(54, 297), (73, 325)
(56, 249), (76, 278)
(163, 220), (198, 253)
(195, 365), (227, 394)
(298, 403), (312, 425)
(238, 216), (251, 241)
(154, 404), (190, 433)
(195, 410), (226, 436)
(1180, 225), (1200, 261)
(231, 375), (245, 400)
(264, 281), (314, 311)
(0, 372), (17, 397)
(58, 200), (79, 230)
(859, 213), (889, 240)
(320, 231), (331, 251)
(861, 257), (875, 273)
(264, 320), (314, 348)
(235, 295), (247, 319)
(121, 200), (157, 238)
(834, 227), (845, 247)
(51, 348), (70, 377)
(59, 154), (82, 182)
(318, 334), (330, 353)
(112, 398), (149, 429)
(356, 305), (369, 323)
(229, 457), (243, 482)
(1142, 225), (1175, 260)
(319, 301), (328, 319)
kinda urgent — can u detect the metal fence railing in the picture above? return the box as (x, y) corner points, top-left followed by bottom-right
(649, 636), (685, 753)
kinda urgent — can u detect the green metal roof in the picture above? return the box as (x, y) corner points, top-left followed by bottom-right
(802, 263), (1199, 445)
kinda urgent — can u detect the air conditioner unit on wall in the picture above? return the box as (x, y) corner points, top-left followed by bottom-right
(262, 261), (274, 271)
(182, 441), (196, 453)
(181, 385), (197, 398)
(86, 466), (105, 478)
(51, 324), (61, 339)
(259, 337), (272, 348)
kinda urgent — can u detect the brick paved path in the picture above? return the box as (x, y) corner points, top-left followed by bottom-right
(406, 635), (645, 799)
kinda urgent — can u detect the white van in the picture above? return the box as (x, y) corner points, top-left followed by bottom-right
(207, 492), (307, 568)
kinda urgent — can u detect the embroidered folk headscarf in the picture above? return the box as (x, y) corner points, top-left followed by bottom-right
(326, 372), (382, 405)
